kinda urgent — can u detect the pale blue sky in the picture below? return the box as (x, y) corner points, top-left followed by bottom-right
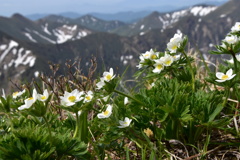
(0, 0), (228, 17)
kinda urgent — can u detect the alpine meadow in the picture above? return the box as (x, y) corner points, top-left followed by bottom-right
(0, 0), (240, 159)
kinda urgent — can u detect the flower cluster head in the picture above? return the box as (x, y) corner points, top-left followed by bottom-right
(219, 22), (240, 50)
(136, 49), (158, 69)
(96, 68), (116, 89)
(118, 117), (132, 128)
(216, 68), (236, 83)
(18, 89), (49, 110)
(97, 104), (113, 119)
(167, 32), (184, 53)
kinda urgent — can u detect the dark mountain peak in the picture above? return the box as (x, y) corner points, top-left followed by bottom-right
(192, 4), (216, 7)
(79, 14), (101, 21)
(149, 11), (160, 17)
(11, 13), (30, 21)
(10, 13), (34, 25)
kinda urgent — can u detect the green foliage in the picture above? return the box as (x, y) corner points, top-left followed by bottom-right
(1, 24), (240, 159)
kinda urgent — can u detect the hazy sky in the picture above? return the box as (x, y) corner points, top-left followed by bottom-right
(0, 0), (228, 17)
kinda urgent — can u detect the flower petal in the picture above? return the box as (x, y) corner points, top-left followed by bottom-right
(226, 69), (233, 76)
(216, 72), (224, 79)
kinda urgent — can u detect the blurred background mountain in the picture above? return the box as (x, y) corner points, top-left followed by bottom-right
(0, 0), (238, 93)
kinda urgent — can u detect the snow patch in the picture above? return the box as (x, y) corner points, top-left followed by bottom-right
(0, 45), (7, 50)
(190, 6), (217, 16)
(24, 32), (37, 43)
(32, 30), (55, 44)
(0, 40), (18, 62)
(42, 23), (52, 35)
(140, 25), (145, 30)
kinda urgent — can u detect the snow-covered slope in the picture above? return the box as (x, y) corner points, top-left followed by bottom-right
(111, 5), (217, 36)
(0, 37), (37, 92)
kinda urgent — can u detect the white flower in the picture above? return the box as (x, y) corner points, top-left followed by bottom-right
(60, 89), (84, 107)
(37, 89), (49, 102)
(103, 68), (115, 82)
(160, 53), (174, 66)
(118, 117), (132, 128)
(216, 69), (236, 82)
(231, 22), (240, 32)
(173, 54), (181, 61)
(96, 78), (105, 90)
(18, 89), (38, 110)
(153, 59), (164, 73)
(84, 91), (94, 103)
(12, 89), (26, 99)
(224, 35), (239, 44)
(167, 33), (183, 53)
(124, 97), (129, 105)
(136, 55), (145, 69)
(142, 49), (157, 60)
(97, 104), (113, 119)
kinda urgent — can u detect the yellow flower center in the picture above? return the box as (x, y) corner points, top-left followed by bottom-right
(144, 128), (153, 137)
(12, 92), (19, 97)
(68, 96), (76, 102)
(106, 74), (112, 81)
(27, 97), (34, 100)
(221, 75), (229, 80)
(143, 54), (149, 58)
(41, 96), (46, 100)
(151, 54), (157, 59)
(172, 45), (177, 50)
(157, 64), (163, 70)
(85, 95), (92, 101)
(165, 59), (172, 65)
(103, 110), (109, 116)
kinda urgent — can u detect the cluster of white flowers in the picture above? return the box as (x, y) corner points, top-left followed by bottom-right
(60, 89), (94, 107)
(167, 33), (184, 53)
(221, 22), (240, 49)
(137, 33), (183, 74)
(18, 89), (49, 110)
(215, 22), (240, 83)
(137, 49), (180, 74)
(96, 68), (115, 89)
(231, 22), (240, 33)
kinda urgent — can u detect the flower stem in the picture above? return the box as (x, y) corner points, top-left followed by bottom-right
(113, 89), (145, 106)
(182, 50), (195, 91)
(43, 116), (52, 143)
(230, 50), (238, 73)
(73, 112), (79, 138)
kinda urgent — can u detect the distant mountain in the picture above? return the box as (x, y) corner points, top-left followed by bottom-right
(0, 31), (140, 93)
(25, 13), (49, 21)
(111, 5), (217, 36)
(74, 15), (126, 32)
(0, 14), (93, 44)
(90, 11), (152, 23)
(1, 0), (240, 93)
